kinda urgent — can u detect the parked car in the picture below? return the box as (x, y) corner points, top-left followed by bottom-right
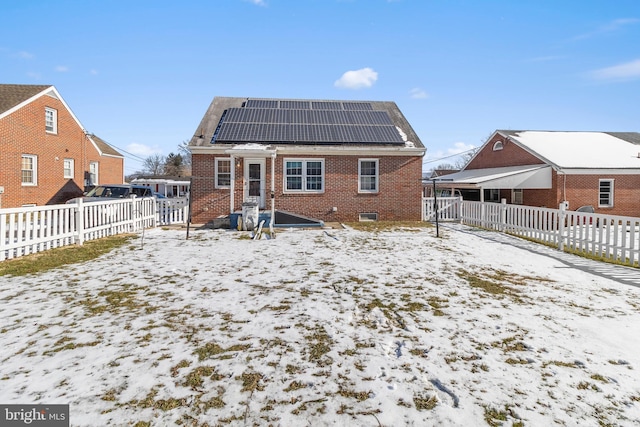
(66, 184), (154, 204)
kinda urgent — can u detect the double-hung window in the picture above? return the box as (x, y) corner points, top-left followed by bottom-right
(599, 179), (614, 207)
(358, 159), (378, 193)
(88, 162), (99, 186)
(215, 158), (231, 188)
(64, 158), (74, 179)
(45, 107), (57, 133)
(284, 159), (324, 192)
(21, 154), (37, 185)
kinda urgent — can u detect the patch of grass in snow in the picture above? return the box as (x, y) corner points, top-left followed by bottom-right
(0, 234), (135, 276)
(304, 326), (334, 366)
(42, 336), (101, 356)
(183, 366), (226, 390)
(193, 342), (252, 361)
(238, 370), (264, 392)
(483, 405), (523, 427)
(413, 393), (438, 410)
(79, 287), (155, 316)
(492, 334), (529, 353)
(457, 268), (521, 299)
(170, 359), (191, 377)
(283, 380), (307, 392)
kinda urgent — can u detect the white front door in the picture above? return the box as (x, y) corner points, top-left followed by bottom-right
(244, 158), (266, 208)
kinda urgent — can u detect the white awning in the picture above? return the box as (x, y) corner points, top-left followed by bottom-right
(433, 165), (552, 189)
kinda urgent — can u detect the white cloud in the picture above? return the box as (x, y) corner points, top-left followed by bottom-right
(17, 51), (34, 59)
(590, 59), (640, 81)
(334, 67), (378, 89)
(409, 87), (428, 99)
(55, 65), (69, 72)
(90, 69), (98, 75)
(572, 18), (639, 41)
(26, 71), (41, 80)
(246, 0), (266, 6)
(126, 143), (163, 157)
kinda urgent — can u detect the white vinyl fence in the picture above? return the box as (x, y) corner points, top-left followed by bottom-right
(424, 197), (640, 268)
(1, 197), (188, 261)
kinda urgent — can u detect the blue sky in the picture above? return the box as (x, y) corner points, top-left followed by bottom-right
(2, 0), (639, 176)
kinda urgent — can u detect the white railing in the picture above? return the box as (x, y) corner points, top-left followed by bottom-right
(424, 198), (640, 268)
(422, 196), (462, 221)
(1, 197), (189, 261)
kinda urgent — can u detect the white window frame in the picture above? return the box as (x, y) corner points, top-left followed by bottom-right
(512, 189), (523, 205)
(21, 154), (38, 186)
(598, 179), (614, 208)
(89, 162), (99, 186)
(283, 158), (325, 193)
(493, 141), (504, 151)
(63, 158), (74, 179)
(358, 158), (379, 193)
(45, 107), (57, 134)
(215, 158), (231, 189)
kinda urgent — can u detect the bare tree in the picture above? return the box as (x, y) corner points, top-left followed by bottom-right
(143, 154), (165, 176)
(178, 140), (192, 172)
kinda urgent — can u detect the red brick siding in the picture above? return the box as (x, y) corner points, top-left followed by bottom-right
(0, 95), (123, 207)
(467, 133), (544, 169)
(190, 153), (423, 223)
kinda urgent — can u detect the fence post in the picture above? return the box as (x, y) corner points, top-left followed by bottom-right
(76, 198), (84, 246)
(500, 198), (507, 232)
(558, 201), (567, 251)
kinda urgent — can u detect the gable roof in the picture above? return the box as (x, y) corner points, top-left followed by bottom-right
(0, 84), (53, 117)
(497, 130), (640, 169)
(87, 134), (124, 158)
(190, 97), (423, 149)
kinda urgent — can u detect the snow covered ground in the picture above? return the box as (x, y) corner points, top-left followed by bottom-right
(1, 224), (639, 426)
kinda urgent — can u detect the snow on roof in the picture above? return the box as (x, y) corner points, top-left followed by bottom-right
(507, 131), (640, 169)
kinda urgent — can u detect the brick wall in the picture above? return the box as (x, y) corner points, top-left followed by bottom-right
(0, 94), (123, 207)
(190, 153), (423, 224)
(466, 133), (544, 169)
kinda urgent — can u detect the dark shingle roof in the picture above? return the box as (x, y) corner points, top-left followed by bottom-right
(0, 84), (52, 115)
(190, 97), (423, 148)
(89, 134), (124, 157)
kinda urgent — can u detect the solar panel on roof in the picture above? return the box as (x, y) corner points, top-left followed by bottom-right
(246, 99), (278, 109)
(311, 101), (342, 110)
(343, 102), (373, 111)
(280, 100), (310, 109)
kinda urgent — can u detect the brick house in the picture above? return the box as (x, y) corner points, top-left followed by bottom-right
(436, 130), (640, 216)
(0, 84), (124, 208)
(188, 97), (425, 224)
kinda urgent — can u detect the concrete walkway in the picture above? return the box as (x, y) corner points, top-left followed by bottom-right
(444, 223), (640, 288)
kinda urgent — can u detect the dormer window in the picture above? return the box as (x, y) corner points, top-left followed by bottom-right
(45, 107), (57, 134)
(493, 141), (504, 151)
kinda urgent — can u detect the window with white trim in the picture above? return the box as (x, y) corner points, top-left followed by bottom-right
(599, 179), (614, 207)
(512, 189), (523, 205)
(21, 154), (37, 185)
(88, 162), (98, 186)
(45, 107), (57, 133)
(215, 158), (231, 188)
(358, 159), (378, 193)
(493, 141), (504, 151)
(284, 159), (324, 192)
(63, 158), (74, 179)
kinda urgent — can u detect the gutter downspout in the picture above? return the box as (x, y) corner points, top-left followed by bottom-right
(269, 151), (276, 236)
(230, 155), (235, 214)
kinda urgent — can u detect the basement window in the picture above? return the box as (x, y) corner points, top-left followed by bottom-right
(359, 213), (378, 222)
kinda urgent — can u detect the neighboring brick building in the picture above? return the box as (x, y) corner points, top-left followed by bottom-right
(436, 130), (640, 217)
(0, 84), (124, 208)
(189, 97), (425, 224)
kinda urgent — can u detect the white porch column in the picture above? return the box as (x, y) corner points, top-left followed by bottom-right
(230, 155), (236, 213)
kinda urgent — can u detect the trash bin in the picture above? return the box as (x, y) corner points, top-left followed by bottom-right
(241, 201), (259, 231)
